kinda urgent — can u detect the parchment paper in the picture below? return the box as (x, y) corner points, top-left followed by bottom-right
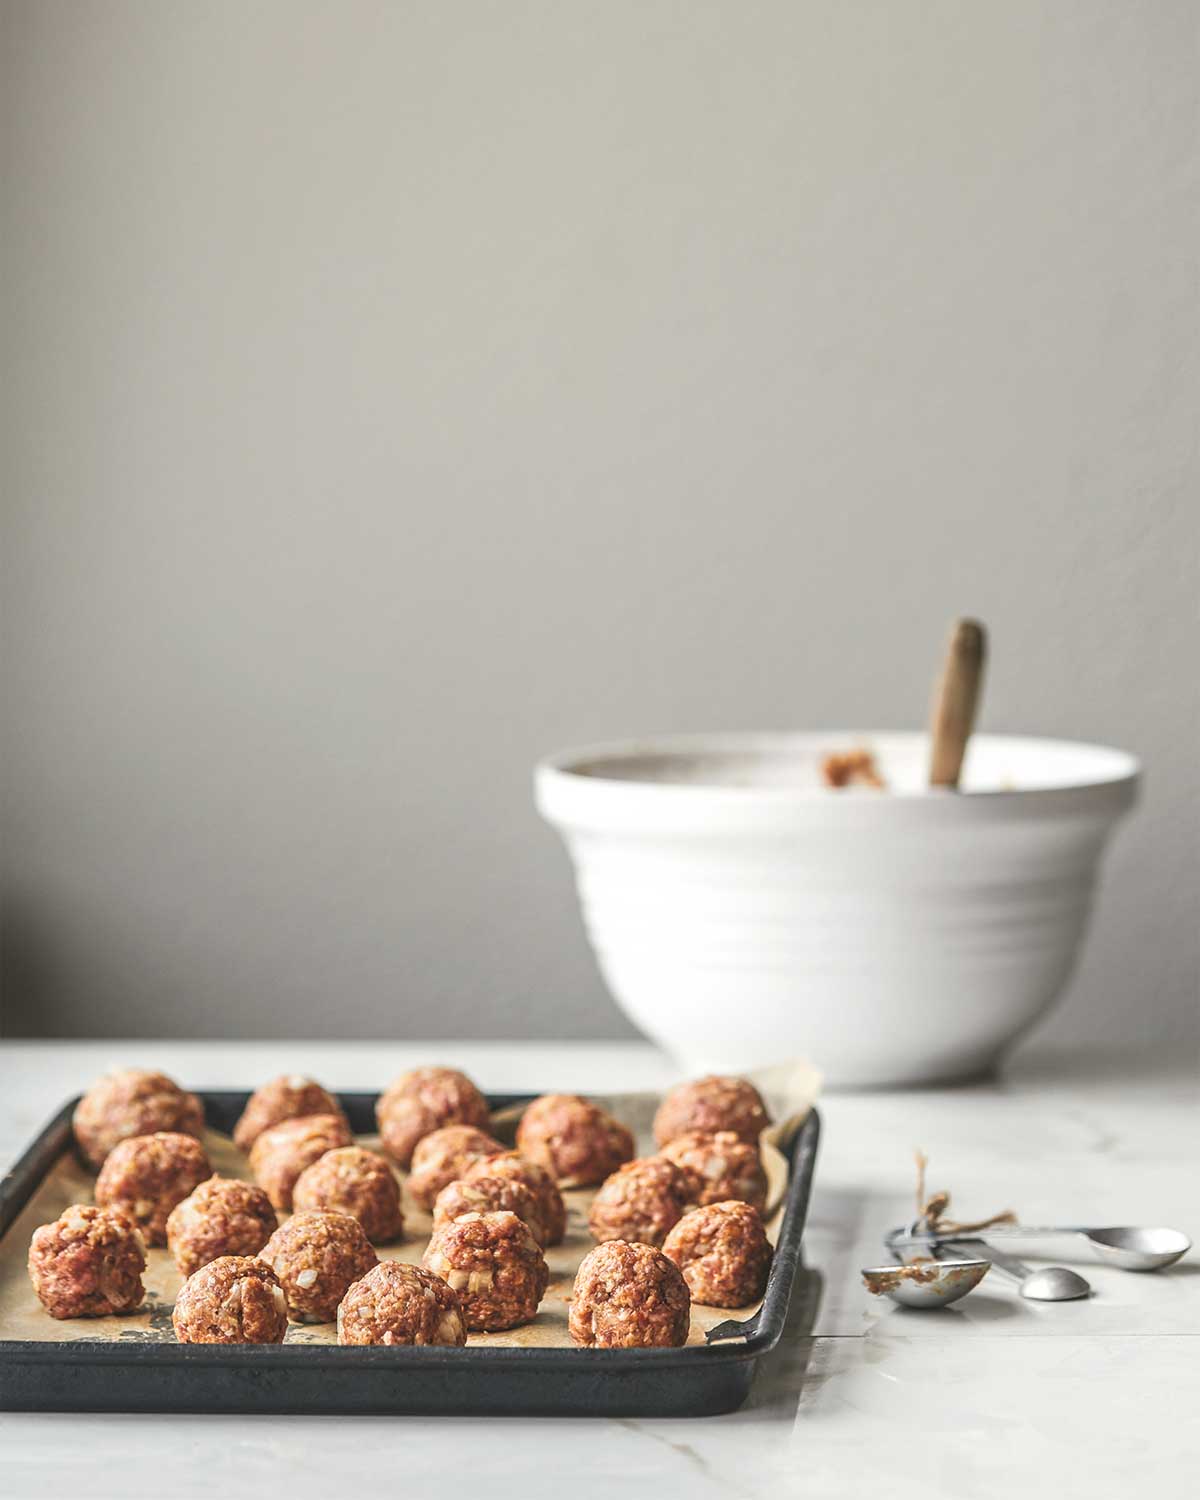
(0, 1061), (819, 1351)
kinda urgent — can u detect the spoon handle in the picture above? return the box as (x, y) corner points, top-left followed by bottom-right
(928, 618), (987, 788)
(948, 1226), (1092, 1240)
(934, 1237), (1032, 1285)
(898, 1225), (1092, 1242)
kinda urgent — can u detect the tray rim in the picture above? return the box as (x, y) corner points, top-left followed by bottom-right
(0, 1088), (819, 1378)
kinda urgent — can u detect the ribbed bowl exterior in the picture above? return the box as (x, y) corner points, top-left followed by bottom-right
(537, 735), (1138, 1087)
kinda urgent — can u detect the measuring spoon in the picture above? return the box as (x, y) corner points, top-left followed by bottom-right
(862, 1255), (991, 1309)
(933, 1237), (1091, 1301)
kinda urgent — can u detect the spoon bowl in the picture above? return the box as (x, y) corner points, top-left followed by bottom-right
(1083, 1227), (1192, 1273)
(1019, 1265), (1092, 1301)
(862, 1258), (991, 1309)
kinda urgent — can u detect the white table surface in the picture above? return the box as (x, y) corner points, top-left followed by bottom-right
(0, 1040), (1196, 1499)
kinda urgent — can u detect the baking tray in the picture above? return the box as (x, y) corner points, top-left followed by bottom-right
(0, 1089), (819, 1417)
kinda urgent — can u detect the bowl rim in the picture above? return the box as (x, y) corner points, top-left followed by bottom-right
(536, 730), (1140, 805)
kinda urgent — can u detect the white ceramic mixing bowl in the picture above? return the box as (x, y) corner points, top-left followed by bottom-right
(535, 733), (1138, 1087)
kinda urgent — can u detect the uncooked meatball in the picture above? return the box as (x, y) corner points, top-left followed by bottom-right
(337, 1261), (467, 1347)
(405, 1124), (504, 1211)
(515, 1095), (634, 1188)
(172, 1255), (289, 1344)
(422, 1210), (549, 1332)
(568, 1240), (691, 1349)
(73, 1069), (205, 1170)
(166, 1175), (277, 1278)
(293, 1146), (404, 1243)
(233, 1075), (345, 1152)
(27, 1204), (146, 1320)
(433, 1174), (543, 1245)
(248, 1113), (353, 1211)
(663, 1200), (773, 1307)
(259, 1210), (377, 1323)
(660, 1130), (769, 1211)
(464, 1152), (567, 1246)
(587, 1157), (690, 1247)
(94, 1131), (212, 1246)
(375, 1067), (492, 1167)
(652, 1076), (770, 1149)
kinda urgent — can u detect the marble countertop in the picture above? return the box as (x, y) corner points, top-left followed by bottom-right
(0, 1039), (1195, 1499)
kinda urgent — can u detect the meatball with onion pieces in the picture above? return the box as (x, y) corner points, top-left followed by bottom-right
(73, 1069), (205, 1170)
(259, 1210), (378, 1323)
(172, 1255), (289, 1344)
(652, 1075), (770, 1149)
(515, 1094), (634, 1188)
(464, 1152), (567, 1246)
(660, 1130), (769, 1211)
(94, 1131), (212, 1247)
(433, 1174), (543, 1245)
(588, 1157), (690, 1248)
(375, 1067), (492, 1168)
(422, 1210), (549, 1332)
(293, 1146), (404, 1243)
(663, 1200), (773, 1308)
(166, 1175), (277, 1278)
(568, 1240), (691, 1349)
(233, 1075), (346, 1153)
(248, 1113), (353, 1212)
(28, 1204), (146, 1320)
(337, 1261), (467, 1347)
(405, 1124), (505, 1212)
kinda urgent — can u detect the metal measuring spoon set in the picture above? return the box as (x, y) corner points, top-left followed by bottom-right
(862, 1220), (1191, 1309)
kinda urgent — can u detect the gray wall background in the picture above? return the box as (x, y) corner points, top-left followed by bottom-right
(3, 1), (1197, 1049)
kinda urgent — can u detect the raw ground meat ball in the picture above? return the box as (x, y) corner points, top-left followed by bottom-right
(433, 1174), (543, 1245)
(660, 1130), (769, 1211)
(422, 1210), (549, 1332)
(233, 1075), (345, 1152)
(652, 1076), (770, 1149)
(166, 1175), (277, 1278)
(337, 1261), (467, 1347)
(172, 1255), (289, 1344)
(464, 1152), (568, 1246)
(94, 1131), (212, 1246)
(375, 1067), (492, 1167)
(259, 1210), (378, 1322)
(587, 1157), (690, 1247)
(248, 1113), (354, 1211)
(568, 1240), (691, 1349)
(663, 1200), (773, 1308)
(515, 1095), (635, 1188)
(27, 1204), (146, 1320)
(73, 1070), (205, 1170)
(405, 1124), (505, 1211)
(293, 1146), (404, 1243)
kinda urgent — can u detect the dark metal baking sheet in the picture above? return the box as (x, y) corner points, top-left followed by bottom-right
(0, 1090), (819, 1417)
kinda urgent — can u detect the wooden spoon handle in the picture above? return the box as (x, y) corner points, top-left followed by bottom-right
(929, 619), (987, 788)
